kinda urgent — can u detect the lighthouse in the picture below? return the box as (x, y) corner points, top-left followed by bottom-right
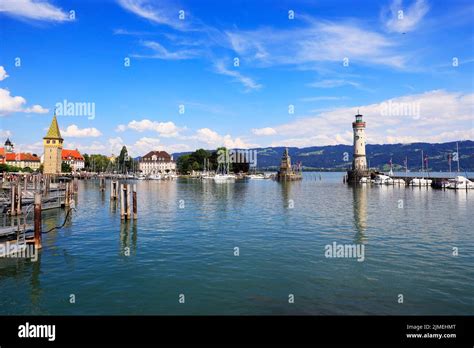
(352, 112), (367, 171)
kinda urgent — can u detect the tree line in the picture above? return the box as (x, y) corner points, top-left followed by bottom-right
(176, 147), (250, 174)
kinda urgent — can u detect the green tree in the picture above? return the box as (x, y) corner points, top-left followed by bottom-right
(176, 154), (192, 173)
(82, 153), (111, 173)
(61, 162), (72, 173)
(192, 161), (200, 171)
(83, 153), (90, 168)
(118, 146), (132, 173)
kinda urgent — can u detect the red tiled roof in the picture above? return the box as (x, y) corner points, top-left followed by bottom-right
(5, 153), (40, 162)
(62, 149), (84, 161)
(0, 148), (4, 156)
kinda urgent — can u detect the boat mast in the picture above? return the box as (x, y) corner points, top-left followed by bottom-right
(456, 142), (460, 173)
(405, 156), (408, 178)
(421, 150), (424, 178)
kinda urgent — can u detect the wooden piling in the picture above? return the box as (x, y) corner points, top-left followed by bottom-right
(110, 180), (118, 200)
(132, 184), (137, 220)
(120, 184), (125, 220)
(99, 177), (105, 192)
(126, 184), (131, 219)
(34, 193), (42, 250)
(16, 183), (22, 215)
(65, 182), (70, 207)
(10, 182), (16, 216)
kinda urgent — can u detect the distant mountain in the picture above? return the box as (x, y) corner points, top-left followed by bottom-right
(173, 140), (474, 172)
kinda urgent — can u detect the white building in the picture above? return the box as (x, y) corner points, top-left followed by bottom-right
(62, 149), (85, 172)
(139, 151), (176, 174)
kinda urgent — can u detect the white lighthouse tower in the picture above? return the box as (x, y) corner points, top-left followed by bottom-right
(352, 112), (367, 171)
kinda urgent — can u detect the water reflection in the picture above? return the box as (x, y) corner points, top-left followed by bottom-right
(279, 181), (292, 211)
(119, 221), (137, 256)
(352, 185), (368, 244)
(30, 252), (42, 313)
(1, 175), (472, 315)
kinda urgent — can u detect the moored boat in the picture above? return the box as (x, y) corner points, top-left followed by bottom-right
(447, 176), (474, 189)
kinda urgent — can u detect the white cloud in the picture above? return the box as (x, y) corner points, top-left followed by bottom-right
(24, 104), (49, 114)
(383, 0), (429, 33)
(226, 19), (407, 69)
(133, 41), (200, 60)
(0, 0), (73, 22)
(132, 137), (161, 153)
(0, 88), (25, 114)
(0, 129), (12, 138)
(252, 127), (277, 136)
(131, 137), (191, 156)
(195, 128), (258, 148)
(12, 141), (43, 155)
(260, 90), (474, 146)
(66, 137), (125, 155)
(214, 60), (262, 91)
(117, 119), (180, 137)
(116, 124), (127, 132)
(117, 0), (186, 30)
(308, 79), (361, 89)
(299, 96), (349, 102)
(0, 66), (8, 81)
(61, 125), (102, 138)
(0, 88), (49, 115)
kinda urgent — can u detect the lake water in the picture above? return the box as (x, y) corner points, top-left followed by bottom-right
(0, 172), (473, 315)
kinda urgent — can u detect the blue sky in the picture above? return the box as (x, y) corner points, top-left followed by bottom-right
(0, 0), (473, 156)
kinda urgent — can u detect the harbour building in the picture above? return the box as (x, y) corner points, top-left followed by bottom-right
(62, 149), (85, 172)
(139, 151), (176, 174)
(0, 138), (41, 170)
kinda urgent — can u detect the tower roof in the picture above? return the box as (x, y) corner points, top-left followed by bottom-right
(4, 138), (12, 146)
(44, 114), (63, 140)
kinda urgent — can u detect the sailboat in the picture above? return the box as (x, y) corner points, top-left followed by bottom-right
(201, 158), (214, 180)
(148, 173), (162, 180)
(409, 150), (432, 186)
(446, 143), (474, 189)
(248, 173), (265, 179)
(214, 161), (235, 182)
(248, 166), (265, 179)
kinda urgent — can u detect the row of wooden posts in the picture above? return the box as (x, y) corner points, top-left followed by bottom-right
(29, 180), (78, 249)
(96, 178), (138, 221)
(8, 178), (78, 216)
(6, 176), (135, 251)
(9, 184), (22, 216)
(1, 173), (53, 193)
(121, 183), (137, 221)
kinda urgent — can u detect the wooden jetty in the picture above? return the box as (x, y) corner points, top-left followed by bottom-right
(346, 171), (474, 189)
